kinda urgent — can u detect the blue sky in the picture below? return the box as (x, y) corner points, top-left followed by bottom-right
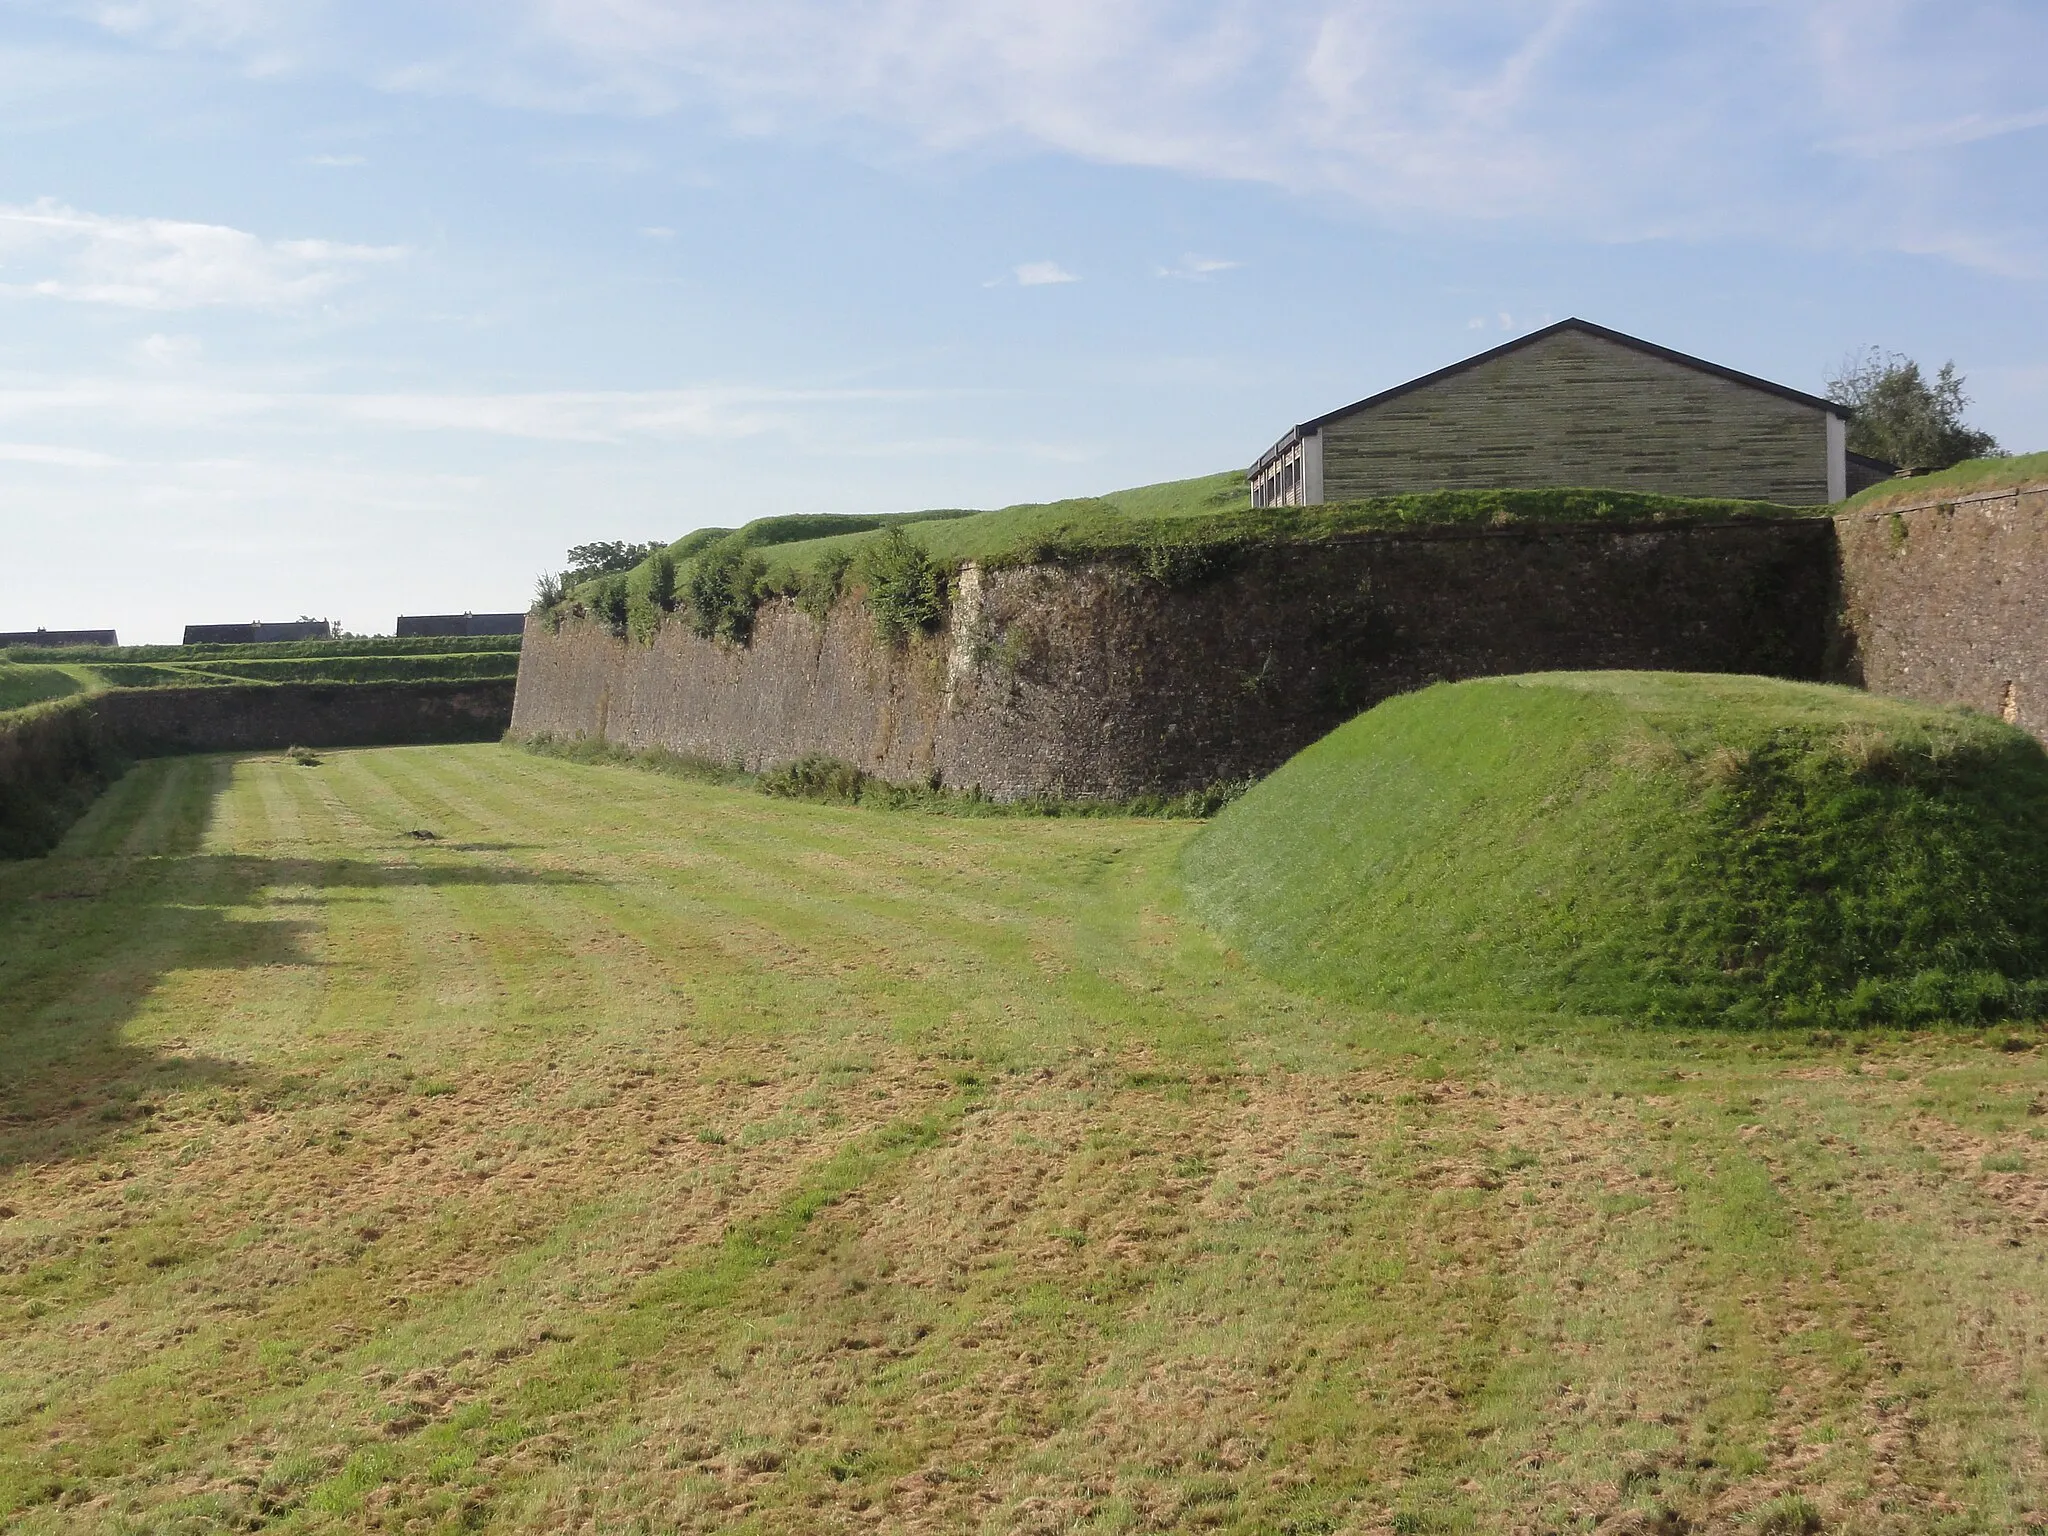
(2, 0), (2044, 642)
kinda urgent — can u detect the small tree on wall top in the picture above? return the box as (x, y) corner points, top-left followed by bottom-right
(646, 550), (678, 613)
(685, 537), (767, 644)
(1826, 349), (2003, 471)
(565, 541), (663, 582)
(857, 528), (945, 645)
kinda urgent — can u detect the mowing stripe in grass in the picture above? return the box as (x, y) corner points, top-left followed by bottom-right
(276, 1100), (968, 1527)
(115, 755), (201, 858)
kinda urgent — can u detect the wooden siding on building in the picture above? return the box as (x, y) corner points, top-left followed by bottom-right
(1317, 329), (1833, 505)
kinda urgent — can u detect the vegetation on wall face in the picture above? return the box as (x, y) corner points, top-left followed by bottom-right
(522, 736), (1248, 818)
(795, 549), (853, 624)
(646, 551), (677, 614)
(592, 573), (631, 635)
(685, 537), (768, 644)
(1827, 348), (2004, 471)
(856, 528), (946, 645)
(627, 550), (680, 643)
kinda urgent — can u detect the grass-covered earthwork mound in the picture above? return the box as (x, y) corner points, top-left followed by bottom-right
(0, 662), (89, 714)
(0, 637), (522, 719)
(555, 469), (1813, 641)
(0, 634), (521, 665)
(1838, 449), (2048, 514)
(1184, 672), (2048, 1027)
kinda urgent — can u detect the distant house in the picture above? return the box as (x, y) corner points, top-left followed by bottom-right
(395, 613), (526, 639)
(182, 620), (335, 646)
(1249, 318), (1889, 510)
(0, 628), (118, 647)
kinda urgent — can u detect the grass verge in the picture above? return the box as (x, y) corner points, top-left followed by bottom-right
(517, 733), (1250, 818)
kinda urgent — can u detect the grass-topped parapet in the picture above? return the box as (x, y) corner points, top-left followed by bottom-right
(541, 472), (1815, 648)
(1183, 672), (2048, 1029)
(0, 636), (525, 722)
(1836, 449), (2048, 516)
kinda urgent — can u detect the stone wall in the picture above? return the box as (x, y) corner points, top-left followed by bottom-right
(511, 519), (1839, 799)
(1834, 482), (2048, 739)
(92, 679), (514, 757)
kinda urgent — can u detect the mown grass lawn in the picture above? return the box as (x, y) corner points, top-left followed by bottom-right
(3, 744), (2048, 1534)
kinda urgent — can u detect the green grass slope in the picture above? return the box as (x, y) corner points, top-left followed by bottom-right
(0, 663), (88, 715)
(0, 639), (522, 698)
(182, 651), (520, 684)
(1839, 450), (2048, 514)
(573, 470), (1812, 619)
(1184, 672), (2048, 1027)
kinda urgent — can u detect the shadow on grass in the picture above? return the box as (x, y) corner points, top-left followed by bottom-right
(0, 812), (596, 1173)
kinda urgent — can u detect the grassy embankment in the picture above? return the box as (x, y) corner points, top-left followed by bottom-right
(0, 637), (523, 721)
(5, 743), (2048, 1532)
(1839, 451), (2048, 515)
(560, 471), (1816, 630)
(0, 664), (92, 714)
(1186, 673), (2048, 1030)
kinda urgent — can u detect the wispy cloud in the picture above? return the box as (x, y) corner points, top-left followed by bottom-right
(1156, 254), (1239, 280)
(50, 0), (2048, 275)
(306, 152), (366, 167)
(1824, 105), (2048, 158)
(0, 378), (933, 443)
(135, 332), (202, 365)
(1011, 261), (1078, 287)
(84, 0), (319, 75)
(0, 441), (120, 467)
(0, 199), (404, 309)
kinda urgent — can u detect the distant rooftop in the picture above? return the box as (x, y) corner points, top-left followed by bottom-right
(395, 613), (526, 638)
(181, 620), (335, 646)
(1, 628), (118, 647)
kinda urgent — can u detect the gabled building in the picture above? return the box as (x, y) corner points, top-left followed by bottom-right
(1250, 318), (1889, 510)
(0, 628), (118, 647)
(182, 620), (335, 645)
(395, 613), (526, 638)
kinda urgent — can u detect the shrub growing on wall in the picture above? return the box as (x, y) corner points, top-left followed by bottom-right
(858, 528), (946, 645)
(647, 550), (677, 613)
(796, 549), (853, 624)
(627, 551), (680, 644)
(686, 536), (768, 644)
(594, 574), (630, 635)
